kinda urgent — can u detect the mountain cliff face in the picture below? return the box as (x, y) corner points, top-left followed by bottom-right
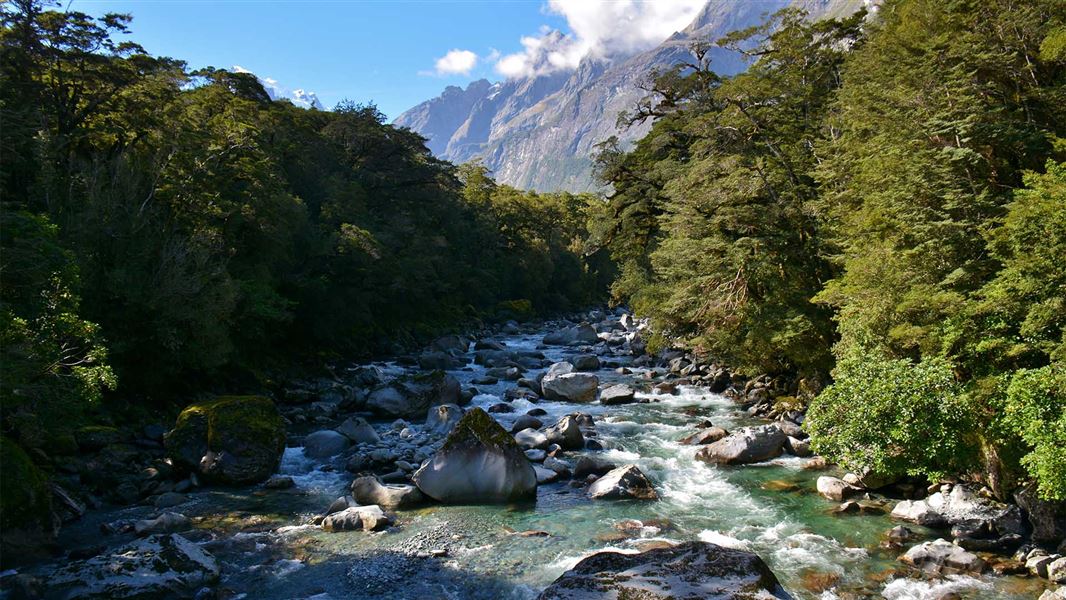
(395, 0), (865, 192)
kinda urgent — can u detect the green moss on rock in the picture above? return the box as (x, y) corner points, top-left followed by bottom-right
(0, 437), (51, 531)
(164, 396), (285, 485)
(441, 408), (517, 453)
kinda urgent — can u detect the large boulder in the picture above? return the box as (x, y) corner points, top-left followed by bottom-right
(1015, 482), (1066, 546)
(321, 505), (392, 532)
(366, 371), (461, 419)
(695, 425), (787, 465)
(541, 362), (599, 403)
(413, 408), (537, 503)
(418, 350), (464, 370)
(588, 465), (658, 500)
(817, 476), (863, 502)
(47, 534), (220, 599)
(514, 428), (549, 451)
(680, 427), (729, 445)
(538, 541), (789, 600)
(899, 539), (986, 575)
(164, 396), (285, 485)
(545, 415), (585, 450)
(543, 324), (599, 346)
(893, 484), (1026, 538)
(891, 499), (948, 528)
(336, 417), (380, 444)
(599, 384), (636, 405)
(303, 430), (350, 458)
(351, 476), (425, 510)
(571, 354), (601, 371)
(573, 455), (617, 479)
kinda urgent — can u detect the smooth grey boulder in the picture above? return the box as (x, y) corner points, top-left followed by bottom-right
(891, 499), (948, 527)
(599, 384), (636, 405)
(336, 417), (380, 444)
(525, 449), (547, 462)
(544, 415), (584, 450)
(588, 464), (658, 500)
(511, 414), (544, 433)
(537, 541), (790, 600)
(542, 323), (599, 346)
(573, 455), (617, 479)
(785, 436), (811, 457)
(695, 425), (787, 465)
(571, 354), (600, 371)
(899, 538), (986, 574)
(680, 427), (728, 445)
(514, 428), (549, 450)
(133, 512), (190, 536)
(542, 362), (599, 403)
(425, 404), (464, 435)
(321, 505), (392, 532)
(817, 476), (863, 502)
(350, 476), (425, 510)
(48, 534), (219, 599)
(413, 408), (537, 503)
(535, 466), (562, 484)
(303, 430), (351, 458)
(366, 371), (461, 419)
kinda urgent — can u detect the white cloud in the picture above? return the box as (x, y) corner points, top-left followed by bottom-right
(434, 49), (479, 76)
(494, 0), (706, 78)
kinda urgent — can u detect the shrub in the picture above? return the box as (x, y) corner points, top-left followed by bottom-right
(1000, 366), (1066, 500)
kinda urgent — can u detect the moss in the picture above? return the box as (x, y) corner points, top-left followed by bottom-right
(0, 436), (52, 530)
(441, 408), (518, 453)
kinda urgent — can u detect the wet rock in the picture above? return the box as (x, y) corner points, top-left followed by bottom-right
(323, 495), (358, 516)
(573, 455), (617, 479)
(321, 505), (392, 532)
(891, 499), (949, 528)
(265, 475), (295, 489)
(785, 436), (811, 457)
(366, 371), (460, 419)
(336, 417), (380, 444)
(543, 456), (572, 477)
(543, 323), (599, 346)
(511, 414), (544, 433)
(599, 384), (636, 405)
(413, 408), (537, 503)
(133, 512), (191, 536)
(542, 362), (599, 403)
(303, 430), (351, 458)
(153, 491), (188, 508)
(544, 415), (585, 450)
(515, 428), (549, 450)
(774, 419), (804, 439)
(588, 465), (658, 500)
(350, 476), (425, 510)
(536, 466), (562, 484)
(165, 396), (286, 485)
(488, 402), (515, 414)
(817, 476), (862, 502)
(680, 427), (728, 445)
(432, 335), (469, 354)
(419, 350), (463, 370)
(900, 539), (986, 575)
(527, 408), (548, 417)
(537, 541), (789, 600)
(525, 449), (547, 462)
(425, 404), (464, 436)
(48, 534), (219, 599)
(571, 354), (601, 371)
(694, 425), (787, 465)
(517, 378), (542, 394)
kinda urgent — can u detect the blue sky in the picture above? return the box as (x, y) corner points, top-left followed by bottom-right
(74, 0), (707, 120)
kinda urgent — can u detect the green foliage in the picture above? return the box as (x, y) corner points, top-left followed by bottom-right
(999, 366), (1066, 500)
(0, 436), (52, 532)
(806, 353), (972, 481)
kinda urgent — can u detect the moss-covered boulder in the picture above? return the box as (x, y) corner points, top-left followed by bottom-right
(413, 408), (536, 503)
(1, 436), (58, 565)
(164, 396), (285, 485)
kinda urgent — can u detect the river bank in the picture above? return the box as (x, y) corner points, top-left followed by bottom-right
(2, 309), (1063, 599)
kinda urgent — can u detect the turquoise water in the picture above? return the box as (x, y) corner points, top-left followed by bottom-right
(51, 331), (1050, 600)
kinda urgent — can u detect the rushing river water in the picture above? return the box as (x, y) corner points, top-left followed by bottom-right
(52, 328), (1050, 600)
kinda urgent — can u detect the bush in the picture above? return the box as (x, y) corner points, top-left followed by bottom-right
(806, 352), (972, 481)
(1000, 366), (1066, 500)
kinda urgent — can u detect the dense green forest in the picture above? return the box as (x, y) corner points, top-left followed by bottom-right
(592, 0), (1066, 500)
(0, 1), (609, 468)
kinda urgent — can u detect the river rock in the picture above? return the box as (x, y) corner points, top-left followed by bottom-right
(542, 362), (599, 403)
(321, 505), (392, 532)
(817, 476), (862, 502)
(1015, 482), (1066, 546)
(599, 384), (636, 405)
(922, 484), (1025, 538)
(303, 430), (351, 458)
(785, 436), (811, 457)
(425, 403), (464, 436)
(418, 350), (463, 370)
(47, 534), (220, 599)
(574, 455), (617, 479)
(526, 449), (547, 462)
(511, 414), (544, 433)
(537, 541), (789, 600)
(336, 417), (380, 444)
(265, 475), (295, 489)
(536, 466), (562, 484)
(680, 427), (728, 445)
(164, 395), (285, 485)
(515, 428), (549, 450)
(133, 512), (190, 536)
(571, 354), (600, 371)
(413, 408), (536, 503)
(543, 323), (599, 346)
(366, 371), (461, 419)
(588, 465), (658, 500)
(1048, 557), (1066, 583)
(1041, 588), (1066, 600)
(891, 499), (949, 527)
(350, 476), (424, 510)
(900, 538), (986, 574)
(694, 425), (787, 465)
(545, 415), (585, 450)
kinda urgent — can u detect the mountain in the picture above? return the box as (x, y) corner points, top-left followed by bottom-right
(232, 66), (325, 110)
(394, 0), (867, 192)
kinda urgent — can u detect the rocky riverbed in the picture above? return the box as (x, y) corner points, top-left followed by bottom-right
(3, 309), (1063, 599)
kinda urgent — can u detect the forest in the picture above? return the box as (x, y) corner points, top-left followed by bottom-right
(1, 0), (1065, 585)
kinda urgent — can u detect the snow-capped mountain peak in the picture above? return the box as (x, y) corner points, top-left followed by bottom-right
(232, 66), (325, 110)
